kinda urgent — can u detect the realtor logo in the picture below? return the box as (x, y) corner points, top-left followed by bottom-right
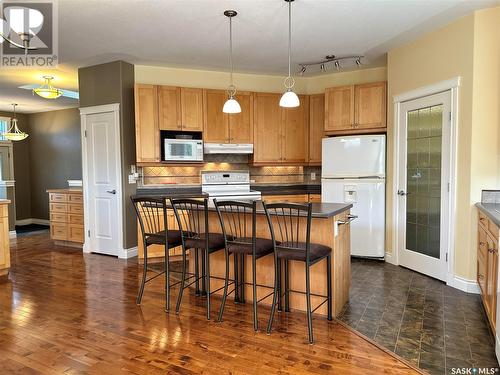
(0, 0), (58, 67)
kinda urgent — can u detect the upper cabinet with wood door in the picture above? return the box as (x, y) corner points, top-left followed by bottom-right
(282, 95), (309, 164)
(308, 94), (324, 165)
(325, 81), (386, 135)
(253, 93), (309, 165)
(135, 84), (159, 163)
(180, 88), (204, 131)
(253, 93), (282, 164)
(158, 86), (181, 130)
(203, 90), (253, 144)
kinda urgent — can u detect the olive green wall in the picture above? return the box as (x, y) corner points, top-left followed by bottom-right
(78, 60), (137, 249)
(27, 108), (82, 220)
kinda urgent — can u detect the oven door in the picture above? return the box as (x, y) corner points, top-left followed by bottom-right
(164, 139), (203, 161)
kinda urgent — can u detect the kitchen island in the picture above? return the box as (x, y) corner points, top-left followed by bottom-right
(136, 197), (352, 317)
(0, 199), (11, 278)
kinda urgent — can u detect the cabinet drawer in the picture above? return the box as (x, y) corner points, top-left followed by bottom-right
(68, 194), (83, 203)
(68, 204), (84, 214)
(50, 203), (67, 213)
(50, 223), (67, 241)
(68, 214), (84, 225)
(50, 213), (67, 223)
(68, 224), (84, 243)
(50, 193), (68, 203)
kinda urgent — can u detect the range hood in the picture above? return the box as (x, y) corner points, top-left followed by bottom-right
(204, 143), (253, 154)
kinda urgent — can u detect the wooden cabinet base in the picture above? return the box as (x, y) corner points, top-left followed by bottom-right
(54, 240), (83, 249)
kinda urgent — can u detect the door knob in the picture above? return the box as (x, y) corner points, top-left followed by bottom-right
(106, 189), (117, 195)
(397, 190), (408, 196)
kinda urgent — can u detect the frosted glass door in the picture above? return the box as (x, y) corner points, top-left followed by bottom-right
(406, 105), (442, 259)
(397, 90), (451, 282)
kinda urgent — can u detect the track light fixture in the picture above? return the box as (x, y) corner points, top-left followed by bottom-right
(299, 54), (364, 74)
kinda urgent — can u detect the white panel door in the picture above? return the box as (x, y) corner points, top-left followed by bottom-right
(85, 112), (120, 256)
(322, 178), (385, 257)
(322, 135), (386, 178)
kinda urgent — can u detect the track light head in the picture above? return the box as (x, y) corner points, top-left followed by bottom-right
(334, 60), (341, 70)
(356, 58), (362, 66)
(299, 65), (307, 75)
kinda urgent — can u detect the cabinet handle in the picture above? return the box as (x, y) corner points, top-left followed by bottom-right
(488, 248), (495, 253)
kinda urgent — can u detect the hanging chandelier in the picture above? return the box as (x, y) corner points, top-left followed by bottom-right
(33, 76), (63, 99)
(280, 0), (300, 108)
(222, 10), (241, 114)
(2, 104), (28, 141)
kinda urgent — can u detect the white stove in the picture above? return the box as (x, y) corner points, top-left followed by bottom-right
(201, 171), (261, 202)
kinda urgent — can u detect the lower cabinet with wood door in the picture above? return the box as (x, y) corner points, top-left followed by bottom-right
(477, 207), (499, 333)
(0, 199), (11, 277)
(47, 189), (85, 247)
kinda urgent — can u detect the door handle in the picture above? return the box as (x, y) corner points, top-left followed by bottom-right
(397, 190), (409, 196)
(106, 189), (116, 195)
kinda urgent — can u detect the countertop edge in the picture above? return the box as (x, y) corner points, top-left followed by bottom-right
(476, 202), (500, 228)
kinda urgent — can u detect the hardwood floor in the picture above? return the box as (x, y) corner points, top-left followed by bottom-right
(0, 233), (422, 374)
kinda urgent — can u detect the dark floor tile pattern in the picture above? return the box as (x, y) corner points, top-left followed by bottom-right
(338, 258), (498, 375)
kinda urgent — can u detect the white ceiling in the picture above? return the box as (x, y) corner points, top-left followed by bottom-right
(1, 0), (498, 113)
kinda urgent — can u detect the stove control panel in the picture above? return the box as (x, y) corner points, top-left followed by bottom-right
(201, 171), (250, 185)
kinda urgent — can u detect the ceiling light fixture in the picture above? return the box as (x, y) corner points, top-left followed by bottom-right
(33, 76), (63, 99)
(222, 10), (241, 114)
(2, 104), (28, 141)
(299, 54), (364, 73)
(280, 0), (300, 108)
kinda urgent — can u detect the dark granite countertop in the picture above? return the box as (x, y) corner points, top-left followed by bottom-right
(239, 202), (351, 218)
(134, 187), (206, 199)
(476, 202), (500, 228)
(252, 184), (321, 196)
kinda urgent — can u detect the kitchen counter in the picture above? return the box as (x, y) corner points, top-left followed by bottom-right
(46, 188), (83, 194)
(252, 183), (321, 196)
(476, 203), (500, 228)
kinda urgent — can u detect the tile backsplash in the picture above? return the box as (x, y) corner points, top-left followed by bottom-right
(139, 155), (321, 187)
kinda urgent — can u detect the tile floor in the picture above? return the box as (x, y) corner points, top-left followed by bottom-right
(338, 258), (499, 375)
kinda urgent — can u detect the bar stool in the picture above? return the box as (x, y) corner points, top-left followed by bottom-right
(214, 199), (275, 331)
(131, 196), (182, 311)
(263, 201), (333, 343)
(170, 197), (226, 320)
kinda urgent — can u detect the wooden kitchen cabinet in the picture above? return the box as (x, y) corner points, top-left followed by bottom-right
(309, 94), (324, 165)
(0, 200), (10, 277)
(282, 95), (309, 164)
(135, 84), (159, 163)
(477, 208), (499, 333)
(354, 82), (387, 130)
(181, 88), (204, 131)
(158, 86), (181, 130)
(253, 93), (309, 165)
(47, 189), (84, 246)
(203, 90), (254, 144)
(253, 93), (282, 164)
(325, 85), (354, 133)
(324, 81), (387, 135)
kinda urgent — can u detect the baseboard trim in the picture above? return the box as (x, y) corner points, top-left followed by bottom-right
(15, 218), (50, 226)
(447, 274), (480, 294)
(384, 251), (397, 266)
(119, 246), (138, 259)
(9, 230), (16, 238)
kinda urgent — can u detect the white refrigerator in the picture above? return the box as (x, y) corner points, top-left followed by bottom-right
(321, 135), (386, 258)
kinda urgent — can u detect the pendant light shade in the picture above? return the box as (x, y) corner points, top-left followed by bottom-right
(223, 10), (241, 114)
(2, 104), (29, 141)
(33, 76), (63, 99)
(280, 0), (300, 108)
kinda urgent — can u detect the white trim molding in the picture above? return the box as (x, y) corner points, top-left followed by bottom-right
(119, 246), (138, 259)
(79, 103), (120, 115)
(392, 77), (462, 290)
(447, 275), (480, 294)
(9, 230), (16, 239)
(393, 77), (461, 103)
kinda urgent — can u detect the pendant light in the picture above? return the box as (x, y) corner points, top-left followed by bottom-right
(33, 76), (63, 99)
(2, 104), (28, 141)
(280, 0), (300, 108)
(222, 10), (241, 114)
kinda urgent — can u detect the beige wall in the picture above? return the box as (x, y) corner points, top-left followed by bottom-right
(387, 7), (500, 280)
(134, 65), (387, 94)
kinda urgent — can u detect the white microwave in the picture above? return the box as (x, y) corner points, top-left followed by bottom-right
(163, 138), (203, 162)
